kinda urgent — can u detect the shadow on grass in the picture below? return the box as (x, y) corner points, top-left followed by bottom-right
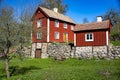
(10, 65), (42, 76)
(0, 65), (42, 79)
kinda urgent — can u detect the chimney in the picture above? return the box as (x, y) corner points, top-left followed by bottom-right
(53, 8), (58, 13)
(97, 16), (102, 22)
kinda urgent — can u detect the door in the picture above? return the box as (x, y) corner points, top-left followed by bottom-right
(35, 49), (41, 58)
(63, 33), (68, 42)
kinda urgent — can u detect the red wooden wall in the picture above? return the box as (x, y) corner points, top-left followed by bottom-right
(49, 18), (74, 42)
(76, 30), (107, 46)
(32, 8), (47, 43)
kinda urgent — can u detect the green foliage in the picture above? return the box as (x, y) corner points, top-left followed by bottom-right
(39, 0), (68, 14)
(0, 58), (120, 80)
(111, 41), (120, 46)
(103, 9), (120, 41)
(52, 42), (60, 45)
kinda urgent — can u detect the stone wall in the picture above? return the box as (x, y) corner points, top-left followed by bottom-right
(30, 42), (120, 59)
(75, 46), (108, 59)
(109, 46), (120, 59)
(47, 43), (71, 60)
(75, 46), (120, 59)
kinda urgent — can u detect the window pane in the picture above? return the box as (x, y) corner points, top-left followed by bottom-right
(37, 19), (42, 27)
(55, 32), (59, 39)
(37, 32), (42, 39)
(64, 23), (67, 29)
(90, 34), (92, 39)
(55, 20), (59, 27)
(87, 34), (89, 39)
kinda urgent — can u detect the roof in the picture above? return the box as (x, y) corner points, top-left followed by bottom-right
(74, 20), (110, 32)
(39, 6), (76, 24)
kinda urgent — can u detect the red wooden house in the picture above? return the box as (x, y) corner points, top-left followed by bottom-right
(31, 6), (76, 43)
(31, 6), (75, 58)
(74, 17), (111, 47)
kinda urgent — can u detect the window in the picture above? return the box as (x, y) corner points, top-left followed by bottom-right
(55, 32), (59, 39)
(55, 20), (59, 27)
(37, 32), (42, 39)
(64, 23), (67, 29)
(37, 19), (42, 27)
(85, 33), (94, 41)
(71, 25), (74, 30)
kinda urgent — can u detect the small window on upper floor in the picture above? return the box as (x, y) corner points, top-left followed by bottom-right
(85, 33), (94, 41)
(64, 23), (67, 29)
(37, 19), (42, 28)
(71, 25), (74, 30)
(36, 32), (42, 39)
(55, 20), (59, 28)
(55, 32), (59, 39)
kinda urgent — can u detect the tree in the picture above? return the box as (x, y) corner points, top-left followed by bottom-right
(0, 7), (18, 79)
(103, 9), (120, 26)
(103, 9), (120, 41)
(39, 0), (68, 14)
(0, 6), (33, 80)
(83, 18), (89, 24)
(17, 7), (32, 55)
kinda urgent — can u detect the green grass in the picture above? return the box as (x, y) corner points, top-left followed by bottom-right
(0, 58), (120, 80)
(111, 41), (120, 46)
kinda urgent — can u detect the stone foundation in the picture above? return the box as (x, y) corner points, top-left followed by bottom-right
(30, 42), (120, 59)
(48, 43), (71, 60)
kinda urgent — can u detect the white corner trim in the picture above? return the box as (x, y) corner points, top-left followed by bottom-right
(106, 31), (109, 46)
(47, 18), (50, 42)
(74, 33), (76, 46)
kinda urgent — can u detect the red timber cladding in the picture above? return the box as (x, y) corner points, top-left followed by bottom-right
(76, 30), (107, 46)
(50, 19), (74, 42)
(49, 18), (74, 42)
(32, 8), (47, 43)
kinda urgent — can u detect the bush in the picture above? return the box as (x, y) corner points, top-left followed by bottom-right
(111, 41), (120, 46)
(52, 42), (59, 45)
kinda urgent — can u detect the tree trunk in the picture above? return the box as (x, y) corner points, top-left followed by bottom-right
(5, 55), (10, 80)
(4, 48), (10, 80)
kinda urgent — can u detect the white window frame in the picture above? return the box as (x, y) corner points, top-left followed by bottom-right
(85, 33), (94, 41)
(64, 23), (67, 29)
(37, 32), (42, 39)
(71, 25), (74, 30)
(37, 19), (42, 28)
(55, 32), (59, 39)
(55, 20), (59, 28)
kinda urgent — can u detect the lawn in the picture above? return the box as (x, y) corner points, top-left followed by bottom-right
(0, 58), (120, 80)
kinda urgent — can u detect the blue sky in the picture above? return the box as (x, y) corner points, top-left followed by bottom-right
(1, 0), (119, 24)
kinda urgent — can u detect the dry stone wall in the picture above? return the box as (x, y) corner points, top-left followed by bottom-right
(75, 46), (108, 59)
(29, 43), (120, 59)
(75, 46), (120, 59)
(47, 44), (71, 60)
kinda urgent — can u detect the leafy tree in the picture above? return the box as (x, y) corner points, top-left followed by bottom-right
(103, 9), (120, 26)
(39, 0), (68, 14)
(17, 7), (32, 56)
(0, 7), (18, 79)
(0, 5), (33, 79)
(103, 9), (120, 41)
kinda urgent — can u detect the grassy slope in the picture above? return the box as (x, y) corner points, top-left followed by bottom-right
(0, 58), (120, 80)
